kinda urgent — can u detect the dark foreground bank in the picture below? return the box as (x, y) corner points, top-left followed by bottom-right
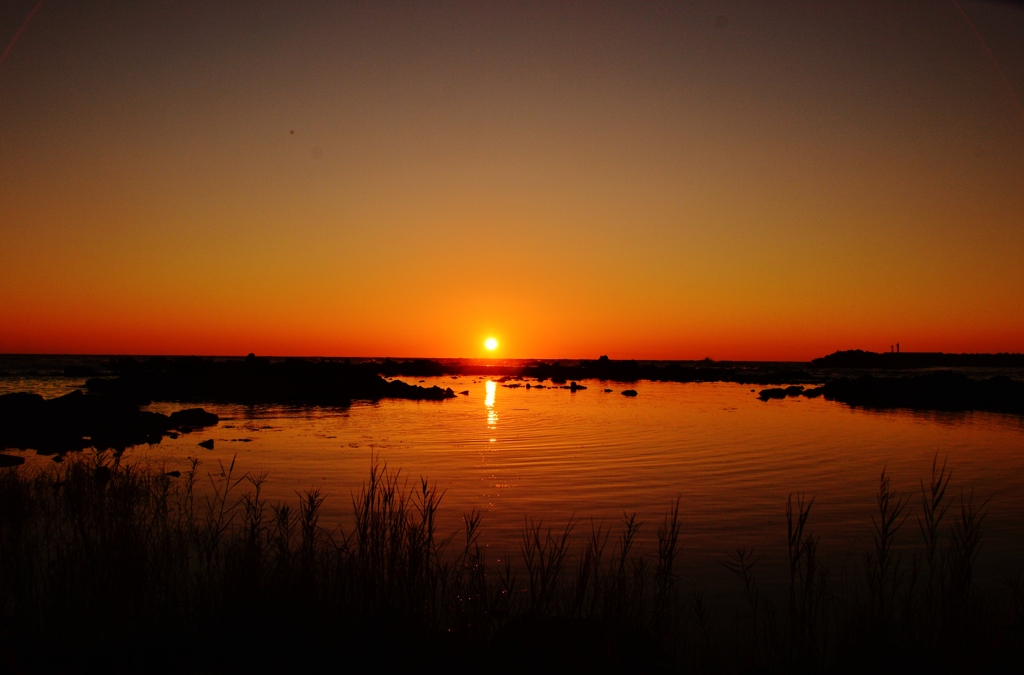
(0, 455), (1021, 674)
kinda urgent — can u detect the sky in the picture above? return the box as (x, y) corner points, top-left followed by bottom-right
(1, 0), (1023, 360)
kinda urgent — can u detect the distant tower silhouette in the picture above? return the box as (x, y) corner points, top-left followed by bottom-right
(897, 343), (900, 353)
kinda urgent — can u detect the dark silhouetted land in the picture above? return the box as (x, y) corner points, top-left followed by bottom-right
(758, 373), (1024, 415)
(371, 353), (822, 385)
(0, 354), (456, 455)
(0, 390), (218, 454)
(2, 350), (1023, 454)
(812, 349), (1024, 369)
(86, 353), (456, 405)
(344, 351), (1024, 415)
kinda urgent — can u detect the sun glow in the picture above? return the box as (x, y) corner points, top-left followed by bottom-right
(485, 338), (498, 351)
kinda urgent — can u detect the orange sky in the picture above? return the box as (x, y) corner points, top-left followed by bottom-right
(1, 1), (1023, 360)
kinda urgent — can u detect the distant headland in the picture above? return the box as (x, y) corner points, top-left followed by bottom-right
(811, 349), (1024, 369)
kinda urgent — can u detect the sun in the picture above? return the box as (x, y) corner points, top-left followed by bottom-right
(484, 337), (498, 351)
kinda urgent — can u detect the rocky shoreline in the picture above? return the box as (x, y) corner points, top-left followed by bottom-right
(85, 353), (456, 406)
(758, 372), (1024, 415)
(0, 354), (456, 455)
(3, 351), (1023, 459)
(0, 390), (219, 455)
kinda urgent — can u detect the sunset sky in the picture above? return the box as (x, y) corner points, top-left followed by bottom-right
(2, 1), (1022, 360)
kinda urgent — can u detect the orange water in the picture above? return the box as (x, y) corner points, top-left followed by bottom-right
(6, 375), (1024, 587)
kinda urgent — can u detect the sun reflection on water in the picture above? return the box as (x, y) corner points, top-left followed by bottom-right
(485, 380), (498, 429)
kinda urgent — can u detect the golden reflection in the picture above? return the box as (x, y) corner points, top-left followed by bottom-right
(485, 380), (498, 428)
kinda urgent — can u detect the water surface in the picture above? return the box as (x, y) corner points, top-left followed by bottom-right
(4, 364), (1024, 589)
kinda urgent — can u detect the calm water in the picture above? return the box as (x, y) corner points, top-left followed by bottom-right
(3, 362), (1024, 590)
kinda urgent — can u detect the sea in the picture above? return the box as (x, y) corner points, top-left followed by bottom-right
(2, 354), (1023, 595)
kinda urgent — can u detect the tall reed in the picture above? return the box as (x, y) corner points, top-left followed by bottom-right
(0, 452), (1019, 673)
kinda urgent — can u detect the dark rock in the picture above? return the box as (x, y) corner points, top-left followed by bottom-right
(169, 408), (219, 429)
(758, 388), (787, 400)
(0, 392), (44, 416)
(0, 390), (180, 454)
(604, 389), (613, 393)
(570, 381), (587, 391)
(820, 372), (1024, 414)
(784, 386), (805, 397)
(383, 380), (456, 401)
(621, 390), (638, 397)
(198, 439), (215, 450)
(357, 355), (824, 389)
(459, 390), (469, 395)
(88, 355), (456, 407)
(0, 454), (25, 468)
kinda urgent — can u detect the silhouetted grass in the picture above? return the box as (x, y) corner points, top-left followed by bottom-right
(0, 453), (1021, 673)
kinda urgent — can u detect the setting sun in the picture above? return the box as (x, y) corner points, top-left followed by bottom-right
(3, 2), (1024, 668)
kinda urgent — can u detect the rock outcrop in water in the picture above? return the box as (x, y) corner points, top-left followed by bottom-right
(0, 356), (456, 454)
(758, 385), (805, 401)
(819, 372), (1024, 414)
(372, 356), (820, 386)
(11, 353), (1024, 422)
(758, 373), (1024, 414)
(87, 354), (456, 406)
(0, 390), (220, 454)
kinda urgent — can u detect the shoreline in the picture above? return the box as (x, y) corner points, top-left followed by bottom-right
(1, 350), (1023, 459)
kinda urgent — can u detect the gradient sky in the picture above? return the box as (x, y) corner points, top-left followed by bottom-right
(1, 1), (1023, 360)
